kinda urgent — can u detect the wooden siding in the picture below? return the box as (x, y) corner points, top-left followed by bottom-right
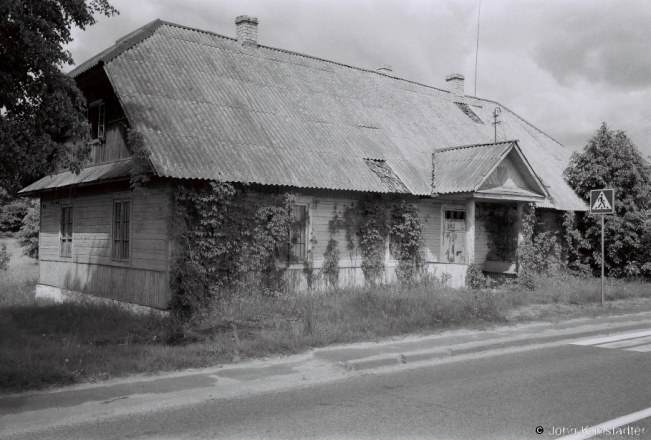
(39, 184), (171, 308)
(88, 122), (130, 164)
(40, 260), (169, 308)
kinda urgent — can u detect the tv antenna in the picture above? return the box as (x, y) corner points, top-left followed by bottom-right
(492, 107), (501, 142)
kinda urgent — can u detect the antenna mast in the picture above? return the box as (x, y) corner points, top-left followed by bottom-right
(492, 107), (501, 142)
(474, 0), (482, 97)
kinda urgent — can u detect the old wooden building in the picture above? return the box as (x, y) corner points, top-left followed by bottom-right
(19, 16), (587, 309)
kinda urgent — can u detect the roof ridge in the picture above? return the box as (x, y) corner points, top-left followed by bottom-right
(435, 140), (518, 153)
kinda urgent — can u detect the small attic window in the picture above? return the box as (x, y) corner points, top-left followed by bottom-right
(455, 102), (484, 125)
(87, 100), (106, 141)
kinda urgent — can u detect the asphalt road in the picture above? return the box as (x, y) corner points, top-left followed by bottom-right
(6, 334), (651, 440)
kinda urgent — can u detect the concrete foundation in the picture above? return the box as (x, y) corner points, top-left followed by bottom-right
(35, 284), (169, 316)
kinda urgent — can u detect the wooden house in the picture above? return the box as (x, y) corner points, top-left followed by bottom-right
(19, 16), (587, 309)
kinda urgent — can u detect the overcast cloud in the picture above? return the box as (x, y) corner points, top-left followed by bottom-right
(64, 0), (651, 158)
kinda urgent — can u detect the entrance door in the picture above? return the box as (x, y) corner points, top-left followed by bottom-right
(442, 208), (466, 264)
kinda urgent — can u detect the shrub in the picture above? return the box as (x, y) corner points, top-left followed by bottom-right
(0, 243), (9, 270)
(17, 199), (39, 259)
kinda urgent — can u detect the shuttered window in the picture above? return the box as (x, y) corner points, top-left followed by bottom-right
(289, 204), (308, 261)
(113, 200), (130, 260)
(60, 205), (73, 257)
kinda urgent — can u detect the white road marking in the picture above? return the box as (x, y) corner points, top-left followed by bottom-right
(626, 344), (651, 353)
(570, 330), (651, 346)
(557, 406), (651, 439)
(596, 335), (651, 349)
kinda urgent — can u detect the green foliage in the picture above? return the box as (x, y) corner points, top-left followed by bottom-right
(466, 263), (486, 290)
(389, 200), (425, 284)
(17, 199), (40, 259)
(479, 203), (518, 262)
(0, 189), (31, 235)
(0, 0), (118, 194)
(322, 238), (340, 287)
(516, 203), (563, 289)
(352, 196), (425, 285)
(127, 129), (151, 190)
(170, 181), (294, 317)
(356, 197), (391, 284)
(563, 123), (651, 277)
(0, 243), (9, 270)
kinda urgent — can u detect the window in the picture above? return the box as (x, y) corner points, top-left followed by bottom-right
(113, 200), (130, 260)
(445, 210), (465, 220)
(87, 100), (106, 140)
(60, 205), (73, 257)
(289, 204), (308, 261)
(454, 102), (484, 125)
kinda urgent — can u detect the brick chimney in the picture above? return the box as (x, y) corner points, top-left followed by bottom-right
(446, 73), (465, 97)
(235, 15), (258, 47)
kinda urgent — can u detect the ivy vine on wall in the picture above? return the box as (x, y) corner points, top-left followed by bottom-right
(127, 128), (151, 191)
(169, 181), (295, 316)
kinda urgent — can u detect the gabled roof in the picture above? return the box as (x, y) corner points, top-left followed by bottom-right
(46, 20), (586, 210)
(434, 140), (547, 199)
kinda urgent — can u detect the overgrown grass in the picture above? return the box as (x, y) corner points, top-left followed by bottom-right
(1, 245), (650, 394)
(0, 238), (38, 308)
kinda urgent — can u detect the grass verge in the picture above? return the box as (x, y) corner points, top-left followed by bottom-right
(1, 241), (650, 394)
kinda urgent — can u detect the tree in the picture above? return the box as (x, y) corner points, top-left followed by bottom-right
(17, 198), (39, 259)
(563, 122), (651, 277)
(0, 0), (118, 195)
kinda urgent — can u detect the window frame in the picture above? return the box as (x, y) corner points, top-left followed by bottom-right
(87, 99), (106, 142)
(59, 203), (73, 258)
(112, 198), (132, 262)
(289, 202), (310, 263)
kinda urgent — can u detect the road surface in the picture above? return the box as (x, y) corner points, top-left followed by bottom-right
(5, 330), (651, 439)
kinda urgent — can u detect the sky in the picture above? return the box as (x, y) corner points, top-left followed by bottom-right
(64, 0), (651, 159)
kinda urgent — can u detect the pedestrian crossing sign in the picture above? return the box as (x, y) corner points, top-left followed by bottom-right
(590, 189), (615, 214)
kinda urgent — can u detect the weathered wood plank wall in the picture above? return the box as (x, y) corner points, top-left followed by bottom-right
(39, 184), (171, 308)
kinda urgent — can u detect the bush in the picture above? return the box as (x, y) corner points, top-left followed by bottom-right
(0, 190), (31, 236)
(0, 243), (9, 270)
(17, 199), (39, 259)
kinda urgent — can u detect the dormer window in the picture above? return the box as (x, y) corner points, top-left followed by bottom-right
(88, 100), (106, 141)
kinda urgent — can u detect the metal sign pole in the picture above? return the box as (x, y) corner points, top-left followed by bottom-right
(601, 214), (604, 307)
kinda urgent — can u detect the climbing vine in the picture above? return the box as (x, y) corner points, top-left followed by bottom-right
(389, 199), (425, 284)
(127, 129), (152, 191)
(479, 203), (518, 262)
(515, 203), (563, 288)
(351, 196), (425, 285)
(169, 181), (295, 316)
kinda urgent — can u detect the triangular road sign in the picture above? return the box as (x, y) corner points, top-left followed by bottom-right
(590, 188), (615, 214)
(592, 191), (612, 211)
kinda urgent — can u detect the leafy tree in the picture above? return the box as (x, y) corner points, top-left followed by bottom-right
(17, 198), (39, 259)
(0, 0), (118, 195)
(563, 123), (651, 277)
(0, 188), (31, 235)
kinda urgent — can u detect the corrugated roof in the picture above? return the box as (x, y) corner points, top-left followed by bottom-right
(434, 141), (514, 194)
(19, 160), (133, 195)
(58, 20), (586, 210)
